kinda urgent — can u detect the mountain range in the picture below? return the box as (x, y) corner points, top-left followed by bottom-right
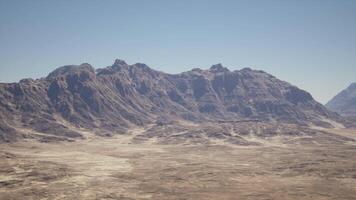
(0, 59), (347, 143)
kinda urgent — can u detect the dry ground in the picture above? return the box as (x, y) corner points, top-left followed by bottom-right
(0, 127), (356, 200)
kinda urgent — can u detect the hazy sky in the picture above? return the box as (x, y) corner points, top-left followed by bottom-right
(0, 0), (355, 104)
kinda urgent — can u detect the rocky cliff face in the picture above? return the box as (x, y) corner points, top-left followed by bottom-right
(0, 59), (342, 142)
(326, 83), (356, 117)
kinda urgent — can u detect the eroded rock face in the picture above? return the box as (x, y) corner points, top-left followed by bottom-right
(0, 59), (342, 142)
(326, 83), (356, 117)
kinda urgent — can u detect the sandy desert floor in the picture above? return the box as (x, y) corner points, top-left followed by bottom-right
(0, 127), (356, 200)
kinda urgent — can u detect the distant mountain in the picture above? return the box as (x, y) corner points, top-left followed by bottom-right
(326, 83), (356, 117)
(0, 59), (342, 142)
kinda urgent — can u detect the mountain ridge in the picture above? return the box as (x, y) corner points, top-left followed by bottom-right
(0, 59), (344, 143)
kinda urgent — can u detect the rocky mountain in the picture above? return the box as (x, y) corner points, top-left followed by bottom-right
(0, 59), (343, 143)
(326, 83), (356, 117)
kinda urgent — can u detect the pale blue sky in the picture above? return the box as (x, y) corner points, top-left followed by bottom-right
(0, 0), (355, 104)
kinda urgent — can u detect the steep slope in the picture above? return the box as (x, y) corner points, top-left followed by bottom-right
(326, 83), (356, 117)
(0, 59), (342, 142)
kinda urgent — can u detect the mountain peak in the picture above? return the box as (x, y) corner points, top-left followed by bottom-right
(112, 59), (128, 69)
(209, 63), (229, 72)
(326, 82), (356, 117)
(132, 63), (149, 68)
(47, 63), (95, 79)
(113, 59), (128, 67)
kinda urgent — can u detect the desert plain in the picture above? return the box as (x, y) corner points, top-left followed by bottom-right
(1, 124), (356, 200)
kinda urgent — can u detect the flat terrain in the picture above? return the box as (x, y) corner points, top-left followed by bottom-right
(1, 127), (356, 200)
